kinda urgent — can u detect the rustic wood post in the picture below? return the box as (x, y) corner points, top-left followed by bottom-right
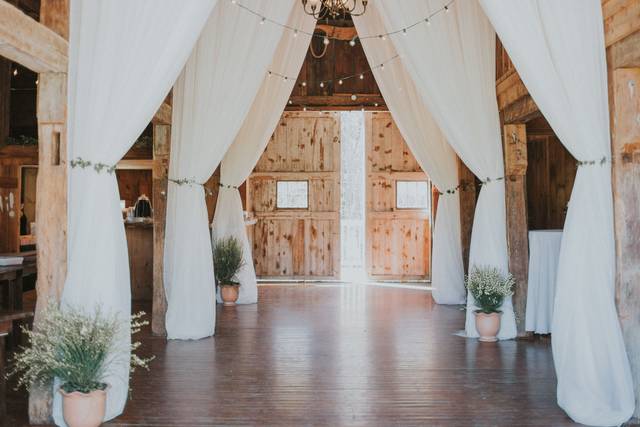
(152, 123), (170, 335)
(0, 57), (9, 146)
(457, 157), (476, 274)
(611, 67), (640, 420)
(502, 124), (529, 336)
(29, 0), (69, 423)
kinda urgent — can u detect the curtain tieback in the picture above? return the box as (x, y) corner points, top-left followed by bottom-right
(218, 182), (239, 190)
(437, 179), (474, 196)
(69, 157), (116, 174)
(577, 156), (610, 167)
(168, 177), (215, 197)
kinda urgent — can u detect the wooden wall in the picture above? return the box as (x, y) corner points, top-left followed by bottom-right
(365, 112), (431, 280)
(0, 144), (37, 252)
(116, 169), (152, 209)
(248, 111), (340, 279)
(288, 22), (385, 110)
(603, 0), (640, 420)
(526, 118), (577, 230)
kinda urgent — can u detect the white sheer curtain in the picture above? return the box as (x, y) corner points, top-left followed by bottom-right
(211, 6), (316, 305)
(377, 1), (514, 338)
(480, 1), (634, 424)
(352, 9), (465, 304)
(164, 0), (294, 340)
(58, 1), (216, 424)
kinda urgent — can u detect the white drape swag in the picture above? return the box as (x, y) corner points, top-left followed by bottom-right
(352, 8), (465, 304)
(59, 1), (217, 424)
(377, 0), (514, 338)
(163, 0), (294, 340)
(211, 6), (316, 305)
(480, 1), (634, 424)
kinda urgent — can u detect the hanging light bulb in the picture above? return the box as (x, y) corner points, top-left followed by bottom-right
(289, 99), (293, 105)
(349, 38), (357, 47)
(320, 82), (325, 88)
(303, 106), (307, 111)
(359, 74), (364, 80)
(260, 17), (266, 24)
(302, 81), (307, 87)
(402, 28), (408, 36)
(425, 18), (431, 26)
(351, 94), (357, 101)
(293, 29), (298, 38)
(35, 78), (39, 85)
(338, 79), (343, 85)
(13, 68), (18, 76)
(323, 36), (330, 46)
(268, 71), (273, 77)
(374, 102), (379, 107)
(380, 63), (385, 70)
(444, 5), (450, 13)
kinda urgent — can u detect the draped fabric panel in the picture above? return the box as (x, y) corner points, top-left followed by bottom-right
(211, 7), (316, 305)
(376, 0), (515, 338)
(480, 1), (634, 424)
(352, 9), (465, 304)
(163, 0), (294, 340)
(58, 1), (217, 424)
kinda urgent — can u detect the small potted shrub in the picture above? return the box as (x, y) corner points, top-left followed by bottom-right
(213, 236), (245, 306)
(8, 303), (153, 427)
(466, 265), (515, 342)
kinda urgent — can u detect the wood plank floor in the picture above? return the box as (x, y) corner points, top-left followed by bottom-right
(8, 284), (575, 426)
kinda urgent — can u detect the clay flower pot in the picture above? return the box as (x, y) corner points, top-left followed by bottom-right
(220, 284), (240, 306)
(474, 311), (502, 342)
(60, 388), (107, 427)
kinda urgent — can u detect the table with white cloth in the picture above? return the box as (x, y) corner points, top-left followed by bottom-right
(525, 230), (563, 334)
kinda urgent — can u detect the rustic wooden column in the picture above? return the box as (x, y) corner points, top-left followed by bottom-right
(502, 124), (529, 336)
(29, 0), (68, 423)
(152, 123), (170, 335)
(612, 67), (640, 420)
(457, 157), (476, 274)
(0, 57), (9, 146)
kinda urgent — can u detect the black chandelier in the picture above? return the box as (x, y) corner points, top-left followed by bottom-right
(301, 0), (368, 19)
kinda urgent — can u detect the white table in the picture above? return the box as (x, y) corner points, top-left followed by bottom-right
(525, 230), (563, 334)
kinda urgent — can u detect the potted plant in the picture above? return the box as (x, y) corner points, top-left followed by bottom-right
(8, 303), (153, 427)
(466, 265), (515, 342)
(213, 236), (245, 306)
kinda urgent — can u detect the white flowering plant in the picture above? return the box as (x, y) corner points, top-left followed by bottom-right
(466, 265), (515, 314)
(7, 302), (153, 394)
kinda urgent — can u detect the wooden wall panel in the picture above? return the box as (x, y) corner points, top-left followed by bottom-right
(526, 134), (577, 230)
(248, 112), (340, 279)
(116, 169), (152, 208)
(365, 112), (432, 280)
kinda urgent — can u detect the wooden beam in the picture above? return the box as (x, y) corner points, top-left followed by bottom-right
(152, 124), (170, 336)
(0, 0), (67, 73)
(152, 101), (172, 125)
(287, 94), (386, 109)
(457, 157), (476, 274)
(502, 95), (541, 124)
(29, 0), (68, 422)
(315, 24), (357, 41)
(502, 124), (529, 336)
(612, 67), (640, 421)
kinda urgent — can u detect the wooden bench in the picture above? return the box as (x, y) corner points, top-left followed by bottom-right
(0, 309), (34, 423)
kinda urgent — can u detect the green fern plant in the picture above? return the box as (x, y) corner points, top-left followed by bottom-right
(213, 236), (245, 286)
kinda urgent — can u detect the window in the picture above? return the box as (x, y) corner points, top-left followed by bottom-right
(276, 180), (309, 209)
(396, 180), (430, 210)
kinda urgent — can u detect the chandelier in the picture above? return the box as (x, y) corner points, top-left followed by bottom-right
(301, 0), (368, 19)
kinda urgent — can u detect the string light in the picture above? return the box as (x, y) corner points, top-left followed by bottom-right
(270, 54), (400, 88)
(230, 0), (454, 45)
(323, 36), (330, 46)
(13, 69), (17, 76)
(351, 94), (357, 101)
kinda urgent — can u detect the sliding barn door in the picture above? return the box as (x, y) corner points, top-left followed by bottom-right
(365, 112), (432, 281)
(247, 111), (340, 280)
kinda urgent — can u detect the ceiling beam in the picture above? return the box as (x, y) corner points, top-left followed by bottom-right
(0, 0), (67, 73)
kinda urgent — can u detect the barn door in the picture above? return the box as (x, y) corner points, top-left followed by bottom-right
(247, 111), (341, 280)
(365, 112), (432, 281)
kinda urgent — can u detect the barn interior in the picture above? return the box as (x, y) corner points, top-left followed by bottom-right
(0, 0), (639, 426)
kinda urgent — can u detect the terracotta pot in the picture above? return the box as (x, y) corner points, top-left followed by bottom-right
(60, 388), (107, 427)
(220, 284), (240, 306)
(474, 311), (502, 342)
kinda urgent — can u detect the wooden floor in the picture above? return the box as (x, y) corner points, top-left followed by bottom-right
(8, 284), (575, 426)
